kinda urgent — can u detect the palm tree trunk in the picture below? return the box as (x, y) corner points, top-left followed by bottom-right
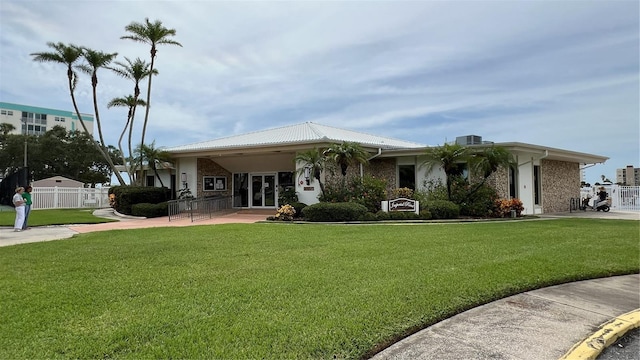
(118, 109), (133, 184)
(67, 66), (126, 185)
(140, 46), (156, 151)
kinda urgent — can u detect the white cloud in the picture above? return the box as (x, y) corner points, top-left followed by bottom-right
(0, 0), (638, 184)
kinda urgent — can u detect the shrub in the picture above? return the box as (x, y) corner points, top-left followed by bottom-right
(320, 175), (387, 213)
(424, 200), (459, 219)
(358, 212), (378, 221)
(391, 187), (414, 199)
(495, 198), (524, 218)
(109, 186), (171, 215)
(302, 202), (368, 222)
(274, 204), (296, 221)
(457, 183), (499, 217)
(387, 211), (421, 220)
(419, 209), (432, 220)
(131, 202), (168, 218)
(356, 176), (387, 213)
(289, 202), (308, 218)
(372, 210), (387, 220)
(278, 186), (298, 204)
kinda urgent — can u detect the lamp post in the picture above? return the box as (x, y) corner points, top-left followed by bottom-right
(22, 117), (28, 168)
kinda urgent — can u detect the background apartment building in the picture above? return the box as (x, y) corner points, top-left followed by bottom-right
(0, 102), (93, 136)
(616, 165), (639, 186)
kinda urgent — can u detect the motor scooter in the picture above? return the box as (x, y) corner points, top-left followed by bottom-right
(592, 198), (610, 212)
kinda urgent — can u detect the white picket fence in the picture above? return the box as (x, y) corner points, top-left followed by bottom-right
(580, 185), (640, 212)
(32, 187), (110, 210)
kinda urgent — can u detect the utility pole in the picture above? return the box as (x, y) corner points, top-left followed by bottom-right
(22, 118), (27, 168)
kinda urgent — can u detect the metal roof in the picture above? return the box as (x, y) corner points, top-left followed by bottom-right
(165, 122), (426, 153)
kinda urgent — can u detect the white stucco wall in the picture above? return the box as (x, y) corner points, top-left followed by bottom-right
(415, 155), (447, 191)
(295, 160), (322, 205)
(176, 157), (197, 193)
(515, 155), (545, 216)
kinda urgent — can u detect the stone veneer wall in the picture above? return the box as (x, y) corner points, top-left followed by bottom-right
(486, 166), (509, 199)
(541, 159), (580, 213)
(365, 158), (396, 198)
(323, 158), (397, 199)
(196, 158), (232, 198)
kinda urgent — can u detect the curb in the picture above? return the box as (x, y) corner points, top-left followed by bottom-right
(559, 309), (640, 360)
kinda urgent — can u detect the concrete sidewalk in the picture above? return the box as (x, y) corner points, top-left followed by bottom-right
(370, 274), (640, 360)
(0, 208), (271, 247)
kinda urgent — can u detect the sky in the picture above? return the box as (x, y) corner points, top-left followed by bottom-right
(1, 0), (638, 185)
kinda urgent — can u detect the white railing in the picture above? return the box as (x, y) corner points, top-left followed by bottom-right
(580, 185), (640, 212)
(611, 186), (640, 211)
(32, 187), (110, 210)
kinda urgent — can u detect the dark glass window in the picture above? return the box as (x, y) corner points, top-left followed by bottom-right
(534, 165), (541, 205)
(398, 165), (416, 189)
(509, 167), (517, 198)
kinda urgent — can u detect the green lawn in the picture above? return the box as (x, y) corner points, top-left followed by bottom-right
(0, 208), (116, 226)
(1, 219), (638, 359)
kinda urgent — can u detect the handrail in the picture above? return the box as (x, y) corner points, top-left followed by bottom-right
(168, 196), (233, 222)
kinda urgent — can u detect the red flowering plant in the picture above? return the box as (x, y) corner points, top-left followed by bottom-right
(495, 198), (524, 217)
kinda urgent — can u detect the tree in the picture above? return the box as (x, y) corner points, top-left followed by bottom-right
(30, 42), (127, 185)
(295, 148), (326, 196)
(0, 126), (114, 185)
(421, 143), (472, 201)
(601, 175), (612, 184)
(133, 141), (173, 187)
(0, 122), (15, 151)
(110, 57), (157, 178)
(0, 122), (15, 136)
(323, 141), (369, 177)
(471, 146), (515, 179)
(121, 18), (182, 151)
(107, 95), (147, 184)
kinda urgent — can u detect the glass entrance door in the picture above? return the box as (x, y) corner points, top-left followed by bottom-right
(251, 174), (276, 208)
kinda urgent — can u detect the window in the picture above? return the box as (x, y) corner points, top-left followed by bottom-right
(509, 166), (517, 198)
(398, 165), (416, 189)
(233, 173), (249, 207)
(1, 110), (6, 115)
(146, 175), (155, 187)
(533, 165), (541, 205)
(203, 176), (227, 191)
(8, 111), (13, 116)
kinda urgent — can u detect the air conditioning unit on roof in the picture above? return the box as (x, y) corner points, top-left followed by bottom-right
(455, 135), (482, 145)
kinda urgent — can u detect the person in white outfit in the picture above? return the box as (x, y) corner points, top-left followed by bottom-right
(12, 187), (25, 232)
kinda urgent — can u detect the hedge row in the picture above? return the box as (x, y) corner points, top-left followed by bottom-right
(109, 186), (171, 215)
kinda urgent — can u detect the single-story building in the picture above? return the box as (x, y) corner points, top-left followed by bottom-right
(164, 122), (608, 215)
(31, 176), (84, 188)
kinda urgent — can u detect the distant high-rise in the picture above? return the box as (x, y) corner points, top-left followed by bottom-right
(616, 165), (639, 186)
(0, 102), (93, 136)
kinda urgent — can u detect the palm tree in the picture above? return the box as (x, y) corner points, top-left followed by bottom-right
(121, 18), (182, 151)
(467, 145), (515, 197)
(472, 145), (515, 180)
(110, 57), (157, 169)
(76, 48), (117, 151)
(76, 47), (127, 186)
(323, 141), (369, 177)
(107, 95), (147, 184)
(294, 148), (326, 196)
(31, 42), (127, 185)
(421, 143), (471, 200)
(133, 141), (173, 187)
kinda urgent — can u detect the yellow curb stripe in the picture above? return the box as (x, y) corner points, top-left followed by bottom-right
(559, 309), (640, 360)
